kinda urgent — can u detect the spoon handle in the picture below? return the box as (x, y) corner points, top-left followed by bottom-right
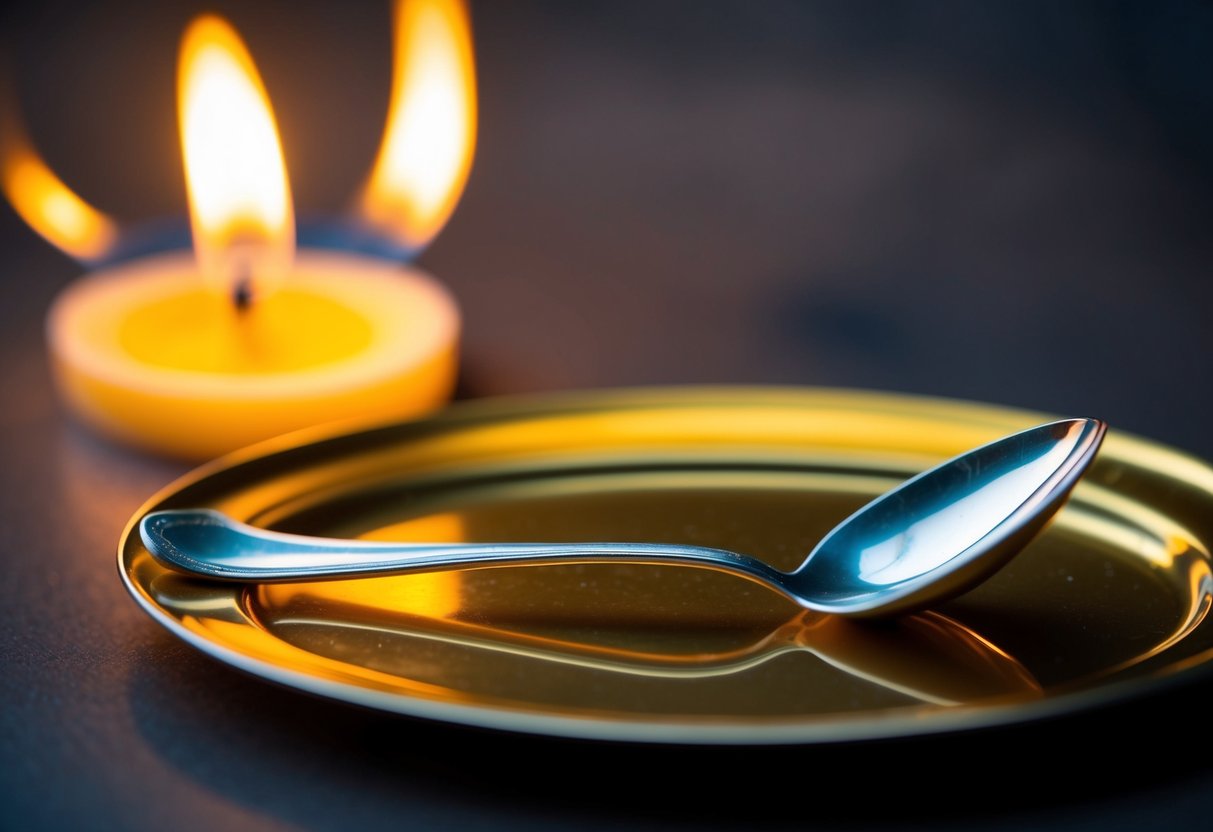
(140, 508), (789, 590)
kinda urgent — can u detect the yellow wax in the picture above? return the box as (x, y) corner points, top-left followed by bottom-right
(46, 249), (460, 461)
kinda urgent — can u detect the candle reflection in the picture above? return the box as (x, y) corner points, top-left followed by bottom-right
(358, 0), (477, 251)
(0, 83), (117, 262)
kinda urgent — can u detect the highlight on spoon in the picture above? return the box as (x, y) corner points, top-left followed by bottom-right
(790, 416), (1107, 618)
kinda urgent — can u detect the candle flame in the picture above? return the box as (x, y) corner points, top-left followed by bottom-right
(0, 96), (118, 263)
(358, 0), (477, 251)
(178, 14), (294, 302)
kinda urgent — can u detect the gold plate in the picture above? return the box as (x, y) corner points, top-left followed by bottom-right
(118, 386), (1213, 744)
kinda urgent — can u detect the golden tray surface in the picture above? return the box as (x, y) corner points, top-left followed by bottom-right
(118, 386), (1213, 744)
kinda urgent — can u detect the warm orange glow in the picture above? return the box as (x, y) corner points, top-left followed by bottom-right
(0, 127), (118, 262)
(178, 14), (294, 301)
(358, 0), (477, 250)
(261, 513), (467, 621)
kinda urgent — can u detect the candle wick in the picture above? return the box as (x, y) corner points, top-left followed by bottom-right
(232, 270), (254, 313)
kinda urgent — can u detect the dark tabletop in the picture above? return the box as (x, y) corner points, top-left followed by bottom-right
(3, 1), (1213, 830)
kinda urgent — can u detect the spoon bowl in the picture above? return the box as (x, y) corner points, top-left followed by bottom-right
(139, 417), (1106, 619)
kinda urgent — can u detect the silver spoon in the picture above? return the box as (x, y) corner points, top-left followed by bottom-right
(139, 417), (1106, 619)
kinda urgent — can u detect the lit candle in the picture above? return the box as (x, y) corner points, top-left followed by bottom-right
(2, 0), (476, 462)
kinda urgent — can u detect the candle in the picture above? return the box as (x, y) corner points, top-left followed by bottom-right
(2, 0), (476, 461)
(46, 250), (459, 461)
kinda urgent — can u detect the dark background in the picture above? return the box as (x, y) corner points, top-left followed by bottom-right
(2, 1), (1212, 830)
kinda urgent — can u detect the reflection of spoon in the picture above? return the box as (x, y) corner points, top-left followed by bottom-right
(140, 418), (1106, 619)
(263, 607), (1041, 705)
